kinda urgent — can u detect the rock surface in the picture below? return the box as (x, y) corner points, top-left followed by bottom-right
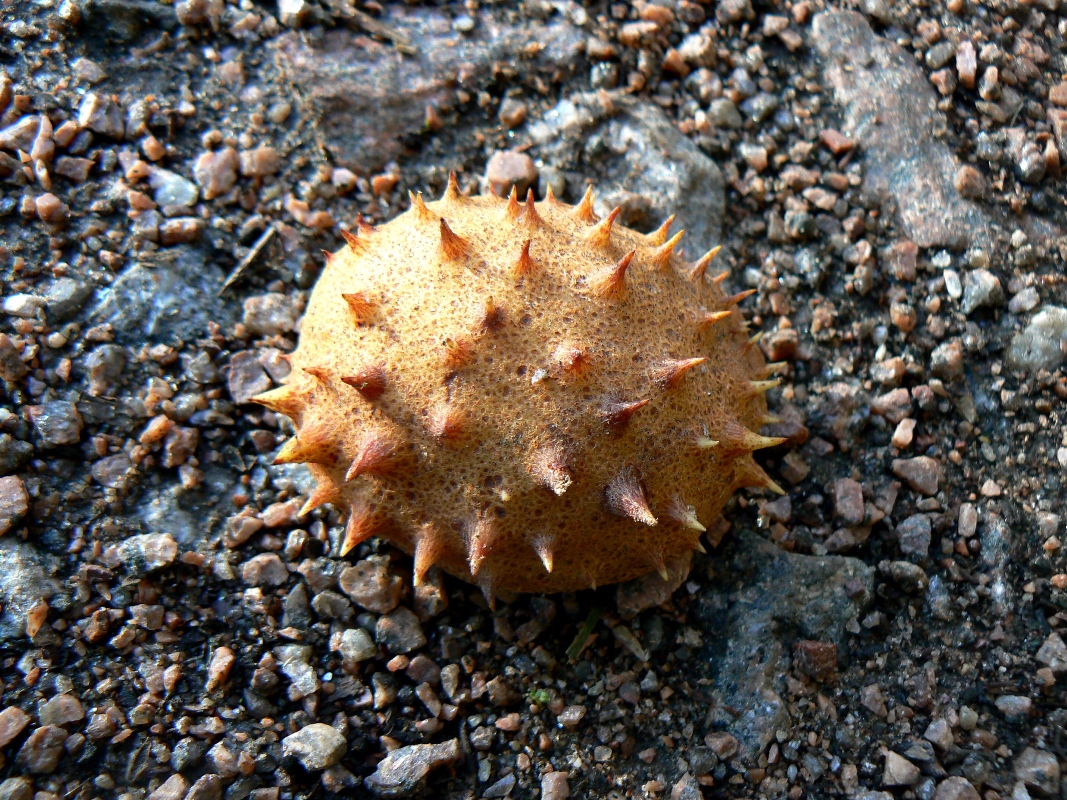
(275, 7), (583, 173)
(363, 739), (462, 797)
(697, 529), (873, 756)
(811, 11), (990, 248)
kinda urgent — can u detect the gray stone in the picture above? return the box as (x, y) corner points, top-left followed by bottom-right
(15, 725), (66, 773)
(92, 246), (237, 346)
(1036, 631), (1067, 674)
(0, 434), (32, 475)
(363, 739), (461, 797)
(78, 93), (124, 138)
(112, 534), (177, 576)
(934, 777), (980, 800)
(1013, 748), (1060, 795)
(38, 693), (84, 727)
(0, 777), (33, 800)
(228, 351), (273, 404)
(43, 277), (92, 322)
(27, 401), (83, 447)
(0, 539), (66, 641)
(897, 515), (932, 560)
(148, 166), (199, 208)
(243, 293), (296, 336)
(275, 7), (583, 173)
(275, 644), (320, 698)
(697, 529), (873, 757)
(282, 723), (347, 771)
(338, 627), (377, 662)
(376, 607), (427, 654)
(528, 95), (724, 255)
(811, 12), (990, 248)
(1007, 306), (1067, 372)
(339, 557), (403, 613)
(960, 269), (1004, 315)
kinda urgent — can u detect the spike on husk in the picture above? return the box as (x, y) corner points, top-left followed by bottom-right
(443, 171), (465, 205)
(504, 186), (521, 220)
(519, 189), (542, 230)
(599, 396), (649, 431)
(341, 365), (387, 401)
(573, 186), (597, 223)
(646, 214), (676, 246)
(509, 239), (536, 280)
(688, 245), (723, 281)
(341, 292), (378, 324)
(273, 426), (336, 466)
(250, 386), (304, 420)
(413, 523), (448, 585)
(345, 432), (406, 481)
(588, 249), (635, 299)
(410, 191), (435, 222)
(466, 513), (498, 577)
(341, 502), (379, 556)
(650, 230), (685, 270)
(586, 207), (621, 250)
(719, 419), (787, 453)
(340, 229), (365, 253)
(439, 219), (468, 261)
(428, 401), (465, 444)
(604, 464), (657, 526)
(528, 443), (572, 496)
(653, 357), (706, 390)
(666, 494), (706, 532)
(697, 310), (733, 332)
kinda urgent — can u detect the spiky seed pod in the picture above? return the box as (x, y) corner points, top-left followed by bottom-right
(256, 186), (780, 593)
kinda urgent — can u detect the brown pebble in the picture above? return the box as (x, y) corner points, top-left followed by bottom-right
(819, 128), (853, 155)
(159, 217), (204, 245)
(35, 193), (69, 225)
(954, 165), (986, 200)
(484, 150), (538, 197)
(0, 475), (28, 535)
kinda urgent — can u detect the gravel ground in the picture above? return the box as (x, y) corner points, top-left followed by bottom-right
(1, 0), (1067, 798)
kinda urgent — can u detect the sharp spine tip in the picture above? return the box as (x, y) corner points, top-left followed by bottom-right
(339, 229), (364, 252)
(428, 401), (465, 443)
(520, 188), (542, 229)
(443, 170), (465, 203)
(667, 495), (706, 532)
(273, 428), (336, 466)
(697, 309), (733, 331)
(532, 534), (556, 573)
(509, 238), (536, 280)
(722, 420), (786, 452)
(696, 437), (720, 449)
(504, 186), (521, 220)
(688, 245), (723, 281)
(725, 288), (758, 307)
(586, 206), (621, 249)
(599, 396), (650, 431)
(748, 379), (781, 395)
(589, 249), (635, 299)
(650, 230), (685, 270)
(345, 432), (405, 481)
(413, 523), (446, 586)
(466, 514), (498, 577)
(604, 463), (657, 526)
(410, 191), (435, 222)
(340, 502), (378, 557)
(653, 357), (707, 390)
(439, 218), (468, 261)
(572, 186), (597, 223)
(646, 213), (676, 246)
(341, 292), (378, 324)
(249, 386), (302, 419)
(341, 365), (387, 400)
(528, 443), (572, 496)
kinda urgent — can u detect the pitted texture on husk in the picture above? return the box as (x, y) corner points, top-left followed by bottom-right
(254, 181), (782, 596)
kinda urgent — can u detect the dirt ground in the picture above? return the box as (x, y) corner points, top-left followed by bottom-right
(0, 0), (1066, 798)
